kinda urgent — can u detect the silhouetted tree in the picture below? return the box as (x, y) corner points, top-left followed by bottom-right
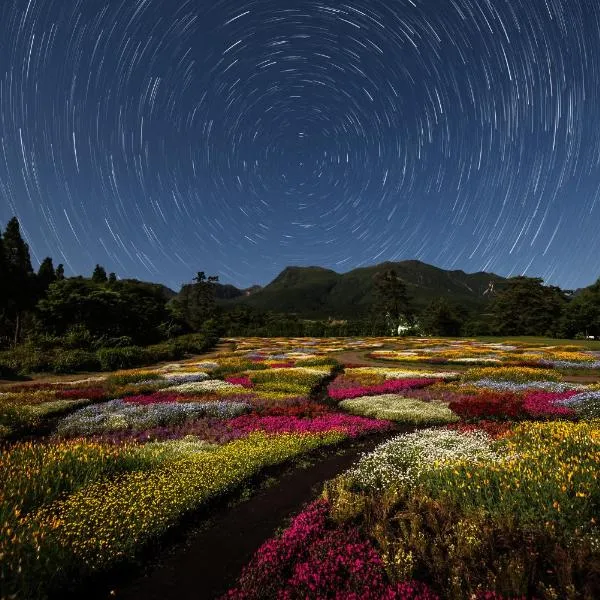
(491, 276), (567, 336)
(421, 298), (463, 336)
(55, 263), (65, 280)
(170, 272), (219, 331)
(560, 278), (600, 338)
(3, 217), (34, 344)
(37, 257), (56, 297)
(373, 269), (413, 333)
(92, 264), (108, 283)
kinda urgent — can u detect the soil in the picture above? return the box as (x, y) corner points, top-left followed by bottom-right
(90, 430), (405, 600)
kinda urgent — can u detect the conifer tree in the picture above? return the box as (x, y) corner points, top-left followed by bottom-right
(3, 217), (34, 344)
(92, 264), (108, 283)
(37, 257), (56, 297)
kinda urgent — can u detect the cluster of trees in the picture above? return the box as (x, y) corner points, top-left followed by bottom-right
(0, 218), (220, 353)
(216, 270), (600, 339)
(2, 214), (599, 359)
(378, 271), (600, 339)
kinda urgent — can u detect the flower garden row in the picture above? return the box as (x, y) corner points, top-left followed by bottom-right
(221, 339), (600, 599)
(2, 336), (600, 598)
(1, 344), (394, 599)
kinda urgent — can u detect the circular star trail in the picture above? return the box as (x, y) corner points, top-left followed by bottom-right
(1, 0), (599, 289)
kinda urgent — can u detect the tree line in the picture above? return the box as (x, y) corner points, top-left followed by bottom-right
(1, 214), (599, 373)
(217, 269), (600, 339)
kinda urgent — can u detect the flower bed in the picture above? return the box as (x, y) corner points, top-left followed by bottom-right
(339, 395), (459, 425)
(328, 378), (437, 400)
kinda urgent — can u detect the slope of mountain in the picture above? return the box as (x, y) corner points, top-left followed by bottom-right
(217, 260), (505, 318)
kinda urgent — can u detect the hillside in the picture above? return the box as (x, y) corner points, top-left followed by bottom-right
(217, 260), (506, 318)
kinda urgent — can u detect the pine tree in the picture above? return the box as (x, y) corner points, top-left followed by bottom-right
(3, 217), (33, 274)
(37, 257), (56, 297)
(0, 232), (6, 313)
(55, 264), (65, 280)
(92, 264), (108, 283)
(3, 217), (34, 344)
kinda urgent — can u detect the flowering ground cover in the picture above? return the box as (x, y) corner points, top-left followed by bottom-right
(1, 338), (394, 598)
(224, 336), (600, 599)
(3, 336), (600, 599)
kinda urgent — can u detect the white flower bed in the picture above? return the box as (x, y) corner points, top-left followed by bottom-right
(56, 399), (250, 436)
(339, 394), (459, 425)
(346, 428), (497, 491)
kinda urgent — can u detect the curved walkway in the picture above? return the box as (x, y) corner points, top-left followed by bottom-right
(91, 430), (404, 600)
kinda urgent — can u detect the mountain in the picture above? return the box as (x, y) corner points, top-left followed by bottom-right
(217, 260), (506, 318)
(214, 283), (263, 300)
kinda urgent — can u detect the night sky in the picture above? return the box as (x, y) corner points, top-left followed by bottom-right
(1, 0), (599, 291)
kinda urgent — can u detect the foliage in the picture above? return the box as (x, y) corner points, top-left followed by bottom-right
(491, 276), (567, 337)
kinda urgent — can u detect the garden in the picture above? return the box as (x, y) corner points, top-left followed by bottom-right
(1, 336), (599, 599)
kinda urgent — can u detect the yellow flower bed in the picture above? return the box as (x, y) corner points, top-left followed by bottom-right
(420, 421), (600, 527)
(3, 431), (345, 598)
(462, 366), (562, 382)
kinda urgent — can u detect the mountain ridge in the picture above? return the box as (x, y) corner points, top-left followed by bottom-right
(214, 259), (506, 318)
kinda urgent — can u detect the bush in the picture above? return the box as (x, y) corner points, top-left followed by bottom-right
(96, 346), (147, 371)
(143, 342), (183, 363)
(63, 325), (94, 350)
(51, 350), (100, 374)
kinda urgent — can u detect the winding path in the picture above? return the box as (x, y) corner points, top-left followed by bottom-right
(94, 430), (404, 600)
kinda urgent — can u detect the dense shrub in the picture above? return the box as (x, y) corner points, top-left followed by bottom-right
(51, 349), (101, 374)
(96, 346), (147, 371)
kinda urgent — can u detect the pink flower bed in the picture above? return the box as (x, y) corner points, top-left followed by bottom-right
(522, 391), (577, 417)
(225, 414), (392, 438)
(328, 378), (437, 400)
(55, 387), (107, 400)
(251, 397), (333, 418)
(123, 392), (185, 405)
(225, 499), (438, 600)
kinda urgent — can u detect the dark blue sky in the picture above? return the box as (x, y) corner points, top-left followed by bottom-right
(1, 0), (599, 291)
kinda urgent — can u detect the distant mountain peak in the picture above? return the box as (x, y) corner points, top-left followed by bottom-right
(213, 259), (506, 318)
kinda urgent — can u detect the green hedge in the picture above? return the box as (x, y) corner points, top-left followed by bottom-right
(0, 334), (218, 376)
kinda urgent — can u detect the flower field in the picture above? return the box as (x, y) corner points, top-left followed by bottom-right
(2, 336), (600, 598)
(223, 337), (600, 599)
(0, 338), (394, 599)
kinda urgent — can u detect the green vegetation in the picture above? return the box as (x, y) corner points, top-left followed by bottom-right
(1, 213), (599, 374)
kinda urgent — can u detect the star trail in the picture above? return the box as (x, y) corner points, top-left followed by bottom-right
(1, 0), (599, 290)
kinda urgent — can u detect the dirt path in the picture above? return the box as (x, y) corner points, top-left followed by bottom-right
(92, 430), (403, 600)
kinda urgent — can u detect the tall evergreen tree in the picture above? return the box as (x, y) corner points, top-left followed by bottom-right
(55, 263), (65, 280)
(37, 257), (56, 297)
(373, 269), (413, 332)
(92, 264), (108, 283)
(3, 217), (34, 344)
(3, 217), (33, 274)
